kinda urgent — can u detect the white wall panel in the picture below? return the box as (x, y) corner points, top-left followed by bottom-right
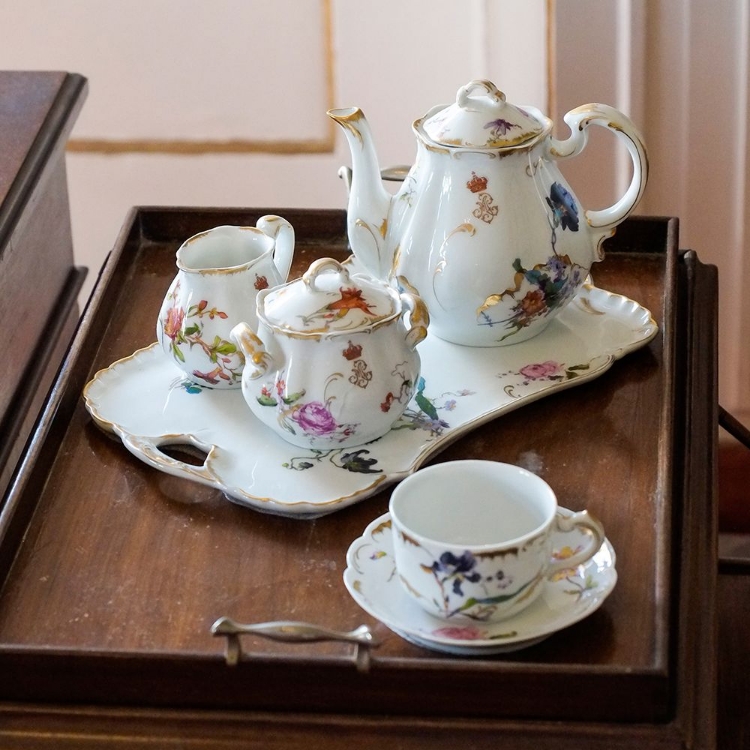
(0, 0), (547, 305)
(1, 0), (331, 143)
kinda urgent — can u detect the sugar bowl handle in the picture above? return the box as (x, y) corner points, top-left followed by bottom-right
(400, 291), (430, 350)
(230, 322), (274, 379)
(303, 257), (351, 291)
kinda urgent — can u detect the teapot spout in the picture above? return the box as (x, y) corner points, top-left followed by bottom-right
(328, 107), (393, 279)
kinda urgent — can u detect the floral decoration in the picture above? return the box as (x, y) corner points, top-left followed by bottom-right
(160, 281), (242, 385)
(429, 624), (518, 641)
(280, 378), (474, 473)
(391, 378), (474, 437)
(497, 360), (592, 395)
(404, 538), (541, 622)
(476, 181), (585, 342)
(484, 117), (520, 139)
(546, 181), (580, 232)
(283, 447), (382, 474)
(299, 286), (378, 329)
(256, 371), (359, 443)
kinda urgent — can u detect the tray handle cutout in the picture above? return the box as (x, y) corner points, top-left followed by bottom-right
(211, 616), (379, 673)
(121, 434), (218, 486)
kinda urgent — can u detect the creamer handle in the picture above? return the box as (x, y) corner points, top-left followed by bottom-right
(258, 214), (295, 282)
(303, 257), (352, 292)
(546, 104), (648, 247)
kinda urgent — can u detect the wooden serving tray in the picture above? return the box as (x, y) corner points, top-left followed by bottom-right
(0, 209), (716, 747)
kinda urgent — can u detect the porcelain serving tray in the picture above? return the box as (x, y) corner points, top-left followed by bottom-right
(84, 283), (657, 518)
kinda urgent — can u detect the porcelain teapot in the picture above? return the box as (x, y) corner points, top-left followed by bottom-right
(230, 257), (429, 449)
(328, 79), (648, 346)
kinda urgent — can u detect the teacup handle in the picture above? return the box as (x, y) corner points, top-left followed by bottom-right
(547, 509), (605, 574)
(257, 215), (295, 282)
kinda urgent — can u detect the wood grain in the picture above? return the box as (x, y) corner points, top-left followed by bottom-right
(0, 212), (717, 747)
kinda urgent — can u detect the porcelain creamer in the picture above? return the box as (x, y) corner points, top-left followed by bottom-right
(157, 216), (294, 388)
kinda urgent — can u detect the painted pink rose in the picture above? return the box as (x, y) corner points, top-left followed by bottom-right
(431, 625), (486, 641)
(293, 401), (338, 436)
(519, 361), (561, 380)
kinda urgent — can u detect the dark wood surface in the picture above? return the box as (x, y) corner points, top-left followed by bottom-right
(0, 210), (718, 747)
(0, 70), (88, 501)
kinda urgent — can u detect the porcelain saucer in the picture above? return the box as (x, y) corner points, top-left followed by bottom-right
(343, 510), (617, 655)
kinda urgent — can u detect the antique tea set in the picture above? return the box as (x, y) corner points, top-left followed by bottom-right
(84, 80), (651, 654)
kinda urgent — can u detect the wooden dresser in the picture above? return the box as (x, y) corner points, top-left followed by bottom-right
(0, 70), (88, 501)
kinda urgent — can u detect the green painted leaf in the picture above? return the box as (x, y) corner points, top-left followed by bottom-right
(215, 342), (237, 355)
(282, 390), (306, 405)
(256, 395), (278, 406)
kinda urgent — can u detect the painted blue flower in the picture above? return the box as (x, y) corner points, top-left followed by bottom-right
(546, 182), (579, 231)
(431, 551), (482, 596)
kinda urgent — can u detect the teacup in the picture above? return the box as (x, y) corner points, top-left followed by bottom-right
(389, 460), (605, 623)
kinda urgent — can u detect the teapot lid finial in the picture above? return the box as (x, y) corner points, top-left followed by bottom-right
(421, 79), (545, 149)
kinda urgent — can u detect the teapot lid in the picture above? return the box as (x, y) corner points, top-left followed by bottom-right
(422, 79), (545, 149)
(260, 257), (399, 335)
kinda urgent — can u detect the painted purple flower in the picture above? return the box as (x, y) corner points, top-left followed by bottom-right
(547, 255), (568, 280)
(484, 117), (519, 136)
(519, 361), (562, 381)
(292, 401), (338, 436)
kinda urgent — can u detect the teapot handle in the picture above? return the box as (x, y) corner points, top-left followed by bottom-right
(546, 104), (648, 243)
(258, 215), (295, 282)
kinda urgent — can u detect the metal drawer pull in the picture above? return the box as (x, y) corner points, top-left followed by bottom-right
(211, 616), (379, 672)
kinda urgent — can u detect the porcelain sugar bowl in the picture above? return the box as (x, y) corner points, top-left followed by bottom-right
(230, 258), (429, 449)
(329, 79), (648, 346)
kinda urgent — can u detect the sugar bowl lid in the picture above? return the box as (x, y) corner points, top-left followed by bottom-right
(260, 257), (399, 334)
(421, 79), (545, 149)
